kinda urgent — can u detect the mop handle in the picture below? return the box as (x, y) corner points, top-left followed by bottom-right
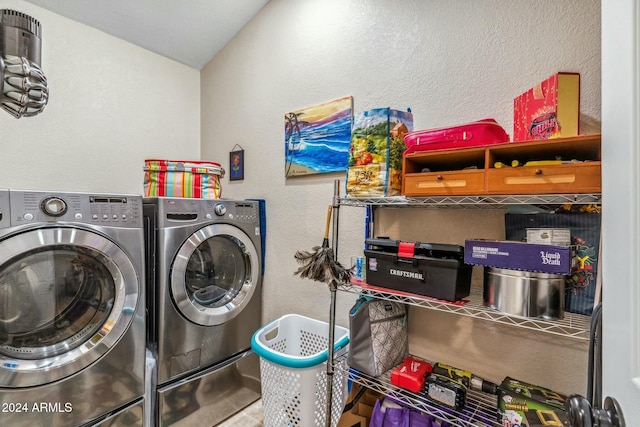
(323, 205), (332, 239)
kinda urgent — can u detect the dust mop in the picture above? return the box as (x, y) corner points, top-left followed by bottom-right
(294, 204), (353, 427)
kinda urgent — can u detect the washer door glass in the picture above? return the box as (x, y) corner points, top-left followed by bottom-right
(0, 247), (114, 358)
(0, 227), (138, 388)
(171, 223), (259, 326)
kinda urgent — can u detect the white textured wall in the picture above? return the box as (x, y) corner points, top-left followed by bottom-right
(0, 0), (200, 193)
(201, 0), (600, 395)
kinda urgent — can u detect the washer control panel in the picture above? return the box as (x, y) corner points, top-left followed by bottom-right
(41, 196), (68, 217)
(9, 191), (143, 227)
(214, 203), (227, 216)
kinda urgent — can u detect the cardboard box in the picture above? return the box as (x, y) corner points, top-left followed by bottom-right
(464, 239), (575, 274)
(513, 72), (580, 141)
(343, 384), (383, 426)
(337, 412), (368, 427)
(525, 228), (571, 246)
(360, 388), (383, 407)
(352, 401), (374, 419)
(497, 377), (569, 427)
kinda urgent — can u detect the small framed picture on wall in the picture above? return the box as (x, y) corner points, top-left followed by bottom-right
(229, 146), (244, 181)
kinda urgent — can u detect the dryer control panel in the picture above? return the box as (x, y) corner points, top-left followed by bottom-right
(158, 198), (259, 225)
(9, 190), (143, 227)
(209, 201), (258, 222)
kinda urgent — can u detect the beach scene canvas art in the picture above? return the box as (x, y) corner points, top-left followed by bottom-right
(285, 96), (353, 177)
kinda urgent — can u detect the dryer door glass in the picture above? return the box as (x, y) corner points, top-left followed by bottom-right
(0, 247), (115, 359)
(171, 223), (259, 326)
(186, 235), (245, 308)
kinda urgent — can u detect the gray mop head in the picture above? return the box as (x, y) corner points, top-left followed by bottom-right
(294, 245), (353, 289)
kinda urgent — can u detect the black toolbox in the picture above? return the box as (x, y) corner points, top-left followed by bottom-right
(364, 238), (472, 301)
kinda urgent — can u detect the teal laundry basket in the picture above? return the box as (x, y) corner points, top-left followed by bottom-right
(251, 314), (350, 427)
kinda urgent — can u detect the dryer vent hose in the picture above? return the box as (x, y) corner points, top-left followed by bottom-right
(0, 9), (48, 118)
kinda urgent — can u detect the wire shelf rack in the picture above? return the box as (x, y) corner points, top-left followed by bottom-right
(336, 194), (601, 209)
(327, 182), (595, 426)
(338, 281), (591, 341)
(335, 354), (502, 427)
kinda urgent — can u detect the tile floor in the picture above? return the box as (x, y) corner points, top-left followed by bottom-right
(217, 399), (263, 426)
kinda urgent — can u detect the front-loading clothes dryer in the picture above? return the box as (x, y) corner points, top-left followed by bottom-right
(0, 190), (146, 427)
(144, 197), (263, 427)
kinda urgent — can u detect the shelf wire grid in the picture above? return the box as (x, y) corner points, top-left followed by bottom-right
(337, 194), (601, 209)
(338, 282), (591, 341)
(335, 354), (501, 427)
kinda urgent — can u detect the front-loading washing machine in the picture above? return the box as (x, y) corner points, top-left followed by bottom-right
(143, 197), (263, 427)
(0, 189), (146, 427)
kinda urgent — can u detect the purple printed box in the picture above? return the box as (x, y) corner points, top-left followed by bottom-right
(464, 239), (575, 274)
